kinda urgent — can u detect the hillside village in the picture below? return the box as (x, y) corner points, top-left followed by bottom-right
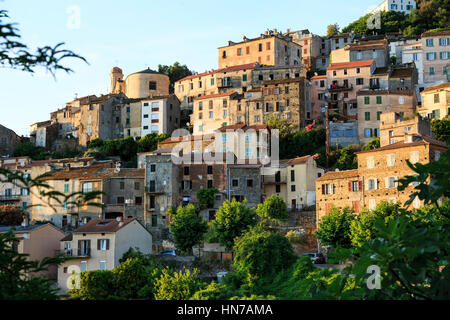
(0, 0), (449, 299)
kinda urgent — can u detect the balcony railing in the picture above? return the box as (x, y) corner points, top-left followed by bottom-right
(56, 248), (91, 258)
(0, 195), (21, 201)
(328, 84), (353, 92)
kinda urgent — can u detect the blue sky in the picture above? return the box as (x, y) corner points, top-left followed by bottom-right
(0, 0), (379, 136)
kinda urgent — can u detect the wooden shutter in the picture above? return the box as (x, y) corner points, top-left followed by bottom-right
(322, 184), (325, 195)
(97, 239), (101, 250)
(359, 181), (362, 191)
(78, 240), (81, 255)
(348, 182), (352, 192)
(106, 239), (110, 250)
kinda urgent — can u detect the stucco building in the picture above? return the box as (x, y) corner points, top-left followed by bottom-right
(370, 0), (416, 14)
(421, 30), (450, 84)
(57, 218), (152, 293)
(379, 112), (432, 147)
(418, 82), (450, 119)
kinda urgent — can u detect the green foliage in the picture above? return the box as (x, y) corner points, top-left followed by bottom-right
(212, 199), (258, 251)
(342, 1), (450, 37)
(137, 133), (170, 153)
(256, 195), (288, 221)
(196, 188), (219, 210)
(398, 147), (450, 216)
(190, 282), (234, 300)
(154, 268), (202, 300)
(70, 270), (115, 300)
(233, 227), (297, 280)
(83, 147), (107, 160)
(286, 230), (306, 244)
(13, 142), (83, 160)
(0, 205), (24, 225)
(334, 145), (359, 170)
(169, 204), (208, 254)
(362, 137), (380, 151)
(350, 201), (400, 248)
(13, 142), (40, 159)
(0, 231), (69, 299)
(158, 62), (194, 93)
(315, 207), (355, 248)
(0, 10), (86, 75)
(431, 119), (450, 143)
(326, 23), (340, 36)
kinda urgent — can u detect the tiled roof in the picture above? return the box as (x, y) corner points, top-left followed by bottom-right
(193, 92), (237, 101)
(60, 233), (73, 241)
(356, 89), (415, 96)
(216, 122), (269, 132)
(317, 169), (359, 181)
(422, 30), (450, 37)
(247, 87), (262, 92)
(73, 218), (135, 234)
(38, 162), (114, 181)
(159, 134), (215, 144)
(311, 75), (327, 79)
(422, 82), (450, 93)
(0, 224), (45, 233)
(79, 168), (144, 181)
(356, 136), (447, 154)
(262, 77), (304, 85)
(327, 60), (375, 71)
(285, 155), (311, 166)
(390, 68), (414, 78)
(177, 63), (257, 82)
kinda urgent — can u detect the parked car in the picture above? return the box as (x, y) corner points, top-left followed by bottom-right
(303, 252), (325, 264)
(157, 249), (176, 256)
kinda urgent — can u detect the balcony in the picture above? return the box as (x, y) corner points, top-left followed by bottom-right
(145, 186), (164, 194)
(56, 248), (91, 258)
(0, 195), (21, 202)
(328, 84), (353, 92)
(217, 78), (233, 88)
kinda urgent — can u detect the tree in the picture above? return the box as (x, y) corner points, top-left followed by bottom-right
(349, 201), (399, 248)
(0, 10), (86, 75)
(137, 133), (170, 153)
(69, 270), (115, 300)
(158, 62), (193, 93)
(256, 195), (288, 221)
(0, 205), (24, 225)
(0, 231), (69, 299)
(190, 282), (234, 300)
(169, 204), (208, 254)
(362, 137), (380, 151)
(315, 207), (355, 248)
(326, 23), (340, 36)
(13, 142), (40, 159)
(154, 268), (202, 300)
(431, 119), (450, 143)
(334, 145), (358, 170)
(196, 187), (219, 210)
(212, 199), (258, 251)
(233, 227), (297, 280)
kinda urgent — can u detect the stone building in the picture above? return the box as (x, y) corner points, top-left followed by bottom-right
(262, 77), (308, 128)
(121, 98), (146, 140)
(110, 67), (170, 99)
(357, 89), (417, 145)
(263, 155), (324, 211)
(310, 75), (328, 122)
(218, 30), (302, 69)
(401, 41), (424, 84)
(418, 82), (450, 120)
(0, 124), (20, 156)
(29, 120), (59, 149)
(284, 29), (323, 71)
(316, 135), (447, 222)
(421, 30), (450, 84)
(329, 33), (354, 51)
(379, 112), (432, 147)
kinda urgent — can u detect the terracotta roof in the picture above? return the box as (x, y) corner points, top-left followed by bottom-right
(79, 168), (144, 181)
(422, 30), (450, 37)
(356, 136), (447, 154)
(348, 44), (387, 51)
(285, 155), (311, 166)
(193, 92), (237, 101)
(317, 169), (359, 181)
(247, 87), (262, 92)
(390, 68), (414, 78)
(356, 89), (415, 96)
(177, 63), (257, 82)
(311, 75), (327, 79)
(216, 122), (269, 132)
(422, 82), (450, 93)
(159, 134), (215, 144)
(262, 77), (304, 85)
(60, 234), (73, 241)
(373, 67), (389, 75)
(73, 218), (135, 234)
(38, 162), (114, 181)
(327, 60), (375, 71)
(142, 94), (178, 102)
(399, 42), (422, 47)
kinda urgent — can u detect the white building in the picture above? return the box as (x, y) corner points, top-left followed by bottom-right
(371, 0), (416, 15)
(140, 95), (180, 137)
(401, 41), (424, 85)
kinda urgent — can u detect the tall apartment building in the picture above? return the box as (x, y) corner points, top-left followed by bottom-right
(139, 95), (181, 137)
(218, 30), (302, 69)
(316, 135), (447, 222)
(421, 30), (450, 84)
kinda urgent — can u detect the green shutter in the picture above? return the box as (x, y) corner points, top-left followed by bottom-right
(364, 96), (370, 104)
(365, 112), (370, 121)
(376, 96), (382, 104)
(211, 78), (214, 86)
(377, 111), (382, 120)
(439, 38), (442, 46)
(243, 74), (247, 81)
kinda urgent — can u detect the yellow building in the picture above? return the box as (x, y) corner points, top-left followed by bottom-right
(418, 82), (450, 119)
(218, 30), (302, 69)
(379, 112), (432, 147)
(316, 135), (447, 223)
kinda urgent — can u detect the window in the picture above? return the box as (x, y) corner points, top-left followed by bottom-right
(223, 110), (227, 117)
(276, 185), (281, 193)
(369, 199), (376, 210)
(356, 78), (364, 85)
(243, 74), (247, 81)
(150, 164), (156, 172)
(63, 201), (68, 210)
(367, 156), (375, 169)
(266, 42), (271, 50)
(120, 181), (125, 189)
(149, 81), (157, 90)
(426, 52), (436, 60)
(99, 261), (106, 271)
(207, 180), (213, 188)
(237, 48), (242, 56)
(376, 96), (382, 104)
(434, 93), (440, 103)
(290, 170), (295, 182)
(387, 154), (396, 167)
(349, 181), (360, 192)
(82, 183), (93, 193)
(426, 39), (434, 47)
(135, 196), (142, 205)
(184, 166), (190, 175)
(367, 179), (377, 190)
(386, 176), (397, 188)
(207, 166), (213, 174)
(413, 53), (418, 61)
(149, 180), (156, 192)
(429, 67), (435, 75)
(259, 43), (263, 52)
(64, 184), (69, 193)
(245, 147), (252, 158)
(232, 179), (238, 187)
(365, 112), (371, 121)
(209, 111), (213, 118)
(247, 179), (253, 187)
(291, 185), (296, 192)
(377, 111), (382, 120)
(440, 52), (448, 59)
(152, 215), (157, 227)
(398, 96), (404, 104)
(98, 239), (109, 251)
(321, 184), (334, 195)
(117, 197), (125, 204)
